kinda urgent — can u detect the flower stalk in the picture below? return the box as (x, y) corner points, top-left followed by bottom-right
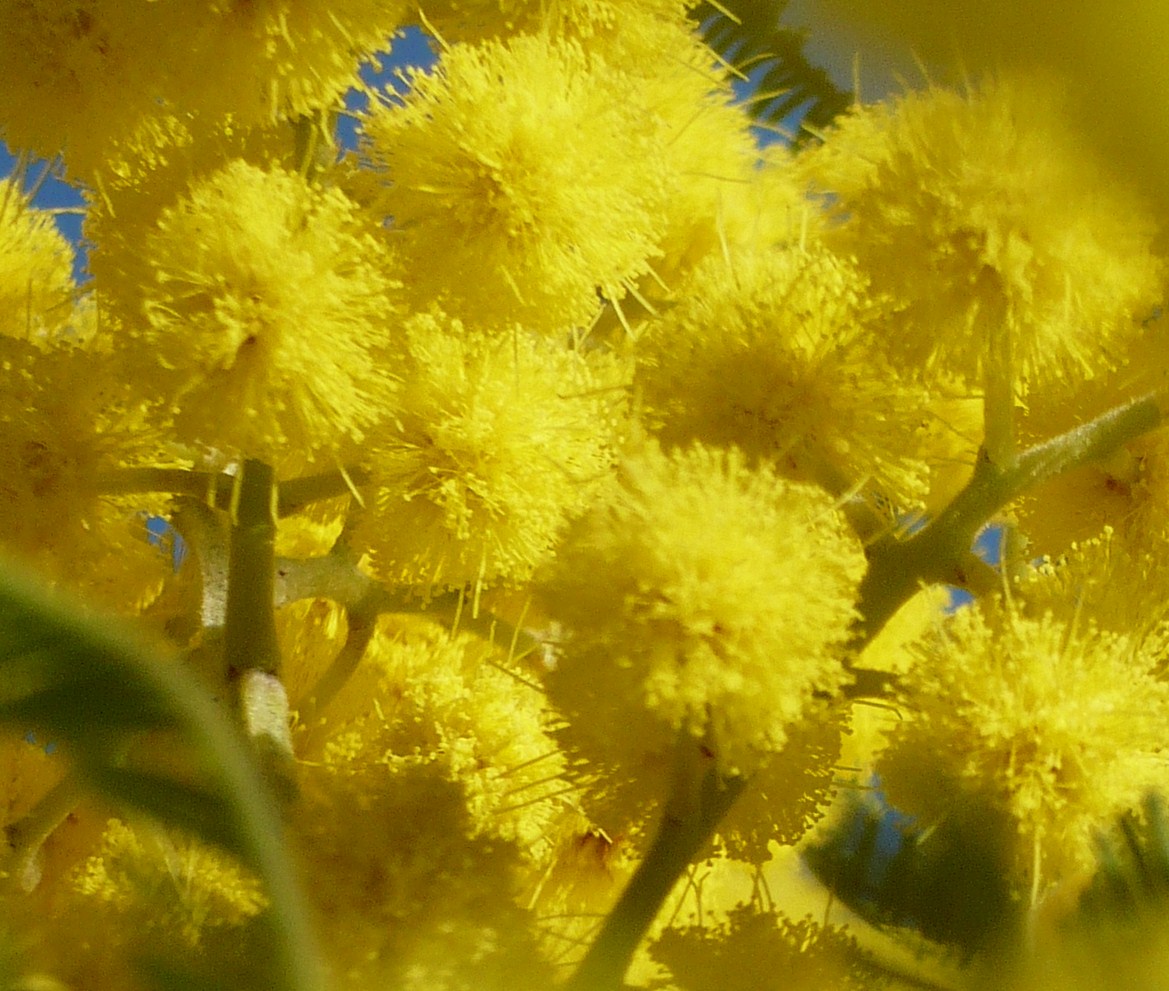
(565, 735), (747, 991)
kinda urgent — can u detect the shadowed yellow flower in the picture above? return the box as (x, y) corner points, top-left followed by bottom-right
(302, 616), (569, 860)
(651, 904), (876, 991)
(880, 602), (1169, 894)
(74, 819), (267, 948)
(0, 1), (172, 177)
(411, 0), (691, 46)
(637, 243), (931, 507)
(159, 0), (409, 125)
(0, 332), (175, 611)
(296, 741), (555, 989)
(799, 74), (1163, 393)
(0, 1), (408, 177)
(784, 1), (1169, 224)
(715, 715), (847, 865)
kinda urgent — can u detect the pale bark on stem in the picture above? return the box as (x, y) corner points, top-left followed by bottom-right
(3, 771), (85, 892)
(224, 460), (296, 801)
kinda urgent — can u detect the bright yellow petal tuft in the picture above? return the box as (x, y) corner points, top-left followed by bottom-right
(881, 602), (1169, 892)
(542, 440), (866, 801)
(134, 160), (401, 463)
(357, 312), (629, 591)
(354, 35), (670, 334)
(637, 242), (932, 508)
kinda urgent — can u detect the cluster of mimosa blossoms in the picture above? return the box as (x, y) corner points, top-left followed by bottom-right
(2, 3), (1169, 991)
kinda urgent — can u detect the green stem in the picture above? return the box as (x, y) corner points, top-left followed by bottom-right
(95, 466), (235, 505)
(96, 464), (368, 518)
(564, 738), (747, 991)
(294, 592), (381, 734)
(983, 319), (1017, 469)
(274, 548), (388, 609)
(853, 392), (1163, 647)
(226, 461), (281, 678)
(224, 461), (295, 798)
(277, 465), (368, 518)
(292, 109), (338, 179)
(0, 560), (326, 991)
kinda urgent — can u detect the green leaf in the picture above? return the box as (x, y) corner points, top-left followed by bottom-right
(0, 671), (180, 742)
(690, 0), (852, 139)
(86, 767), (242, 855)
(0, 557), (325, 991)
(1081, 793), (1169, 921)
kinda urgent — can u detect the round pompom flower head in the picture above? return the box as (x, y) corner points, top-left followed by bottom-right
(355, 311), (629, 593)
(354, 35), (669, 335)
(878, 600), (1169, 898)
(134, 159), (401, 465)
(157, 0), (410, 126)
(540, 441), (867, 825)
(412, 0), (692, 47)
(0, 176), (75, 342)
(798, 73), (1163, 395)
(636, 242), (931, 509)
(0, 0), (173, 178)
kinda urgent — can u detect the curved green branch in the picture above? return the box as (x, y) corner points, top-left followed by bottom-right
(854, 392), (1163, 647)
(565, 736), (747, 991)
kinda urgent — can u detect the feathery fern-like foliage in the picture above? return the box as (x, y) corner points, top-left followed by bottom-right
(690, 0), (852, 138)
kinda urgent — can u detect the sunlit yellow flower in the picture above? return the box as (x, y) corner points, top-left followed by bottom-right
(0, 177), (75, 342)
(133, 159), (400, 463)
(541, 441), (866, 820)
(356, 312), (628, 592)
(656, 144), (823, 304)
(1010, 530), (1169, 673)
(86, 113), (306, 334)
(617, 20), (772, 302)
(354, 35), (669, 334)
(0, 1), (408, 177)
